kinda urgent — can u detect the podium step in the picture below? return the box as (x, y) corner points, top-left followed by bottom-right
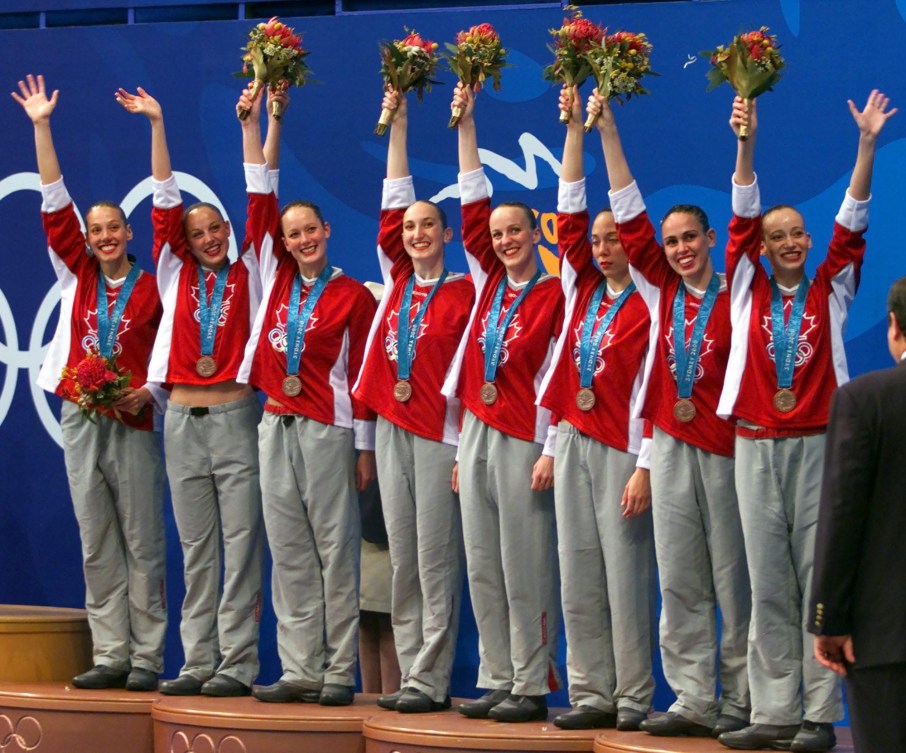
(0, 681), (155, 753)
(153, 693), (383, 753)
(364, 707), (597, 752)
(0, 605), (91, 683)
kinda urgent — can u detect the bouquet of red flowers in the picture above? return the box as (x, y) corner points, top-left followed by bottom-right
(445, 23), (507, 128)
(583, 31), (656, 131)
(542, 8), (606, 123)
(61, 352), (131, 423)
(235, 16), (313, 120)
(375, 29), (440, 135)
(703, 27), (784, 139)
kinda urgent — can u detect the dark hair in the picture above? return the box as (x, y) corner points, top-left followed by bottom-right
(661, 204), (711, 233)
(183, 202), (225, 230)
(594, 207), (614, 220)
(888, 277), (906, 334)
(280, 200), (326, 224)
(407, 200), (448, 230)
(86, 201), (128, 226)
(495, 201), (537, 229)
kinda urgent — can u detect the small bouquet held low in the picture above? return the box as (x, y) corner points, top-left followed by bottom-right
(583, 31), (655, 132)
(703, 27), (784, 140)
(61, 352), (131, 423)
(375, 30), (440, 135)
(235, 16), (313, 120)
(543, 8), (606, 123)
(445, 23), (507, 128)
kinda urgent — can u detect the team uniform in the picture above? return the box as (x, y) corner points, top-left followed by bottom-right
(150, 175), (264, 687)
(39, 177), (167, 675)
(353, 175), (474, 703)
(442, 167), (564, 699)
(717, 178), (867, 727)
(237, 163), (376, 691)
(537, 177), (656, 717)
(612, 180), (754, 728)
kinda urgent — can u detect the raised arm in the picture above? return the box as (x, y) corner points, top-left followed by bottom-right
(731, 96), (757, 187)
(847, 89), (897, 201)
(238, 86), (265, 166)
(561, 85), (585, 183)
(589, 90), (633, 193)
(453, 83), (481, 174)
(263, 87), (288, 170)
(115, 87), (171, 181)
(385, 88), (409, 180)
(11, 74), (61, 184)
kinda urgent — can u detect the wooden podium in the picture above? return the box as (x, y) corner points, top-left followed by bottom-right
(0, 605), (91, 682)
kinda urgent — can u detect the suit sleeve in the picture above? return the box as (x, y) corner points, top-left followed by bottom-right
(809, 383), (876, 636)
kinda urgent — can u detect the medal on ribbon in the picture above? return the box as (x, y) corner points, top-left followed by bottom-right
(96, 261), (141, 359)
(769, 277), (810, 414)
(196, 264), (230, 377)
(672, 275), (720, 423)
(283, 265), (333, 397)
(394, 270), (448, 402)
(481, 270), (542, 406)
(576, 280), (635, 411)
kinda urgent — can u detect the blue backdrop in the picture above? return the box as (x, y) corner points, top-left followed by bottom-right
(0, 0), (902, 711)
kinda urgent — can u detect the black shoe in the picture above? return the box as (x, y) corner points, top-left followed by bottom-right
(320, 683), (355, 706)
(252, 680), (320, 703)
(458, 689), (510, 719)
(640, 712), (712, 737)
(201, 674), (251, 697)
(713, 714), (751, 737)
(396, 687), (452, 714)
(488, 694), (548, 723)
(718, 723), (800, 750)
(553, 705), (617, 730)
(159, 674), (204, 696)
(377, 688), (406, 710)
(789, 722), (836, 752)
(616, 708), (648, 731)
(71, 665), (129, 689)
(125, 668), (158, 692)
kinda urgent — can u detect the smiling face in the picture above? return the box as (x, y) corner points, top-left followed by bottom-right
(281, 204), (330, 276)
(402, 201), (451, 276)
(184, 205), (231, 270)
(661, 210), (716, 289)
(85, 205), (132, 267)
(591, 211), (630, 286)
(761, 206), (812, 286)
(489, 204), (540, 283)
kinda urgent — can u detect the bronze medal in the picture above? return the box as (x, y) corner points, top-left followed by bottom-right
(773, 388), (797, 413)
(394, 379), (412, 403)
(673, 397), (696, 423)
(576, 387), (596, 412)
(282, 374), (302, 397)
(480, 381), (498, 406)
(195, 355), (217, 378)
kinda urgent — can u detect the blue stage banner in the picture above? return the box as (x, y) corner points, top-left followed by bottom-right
(0, 0), (902, 708)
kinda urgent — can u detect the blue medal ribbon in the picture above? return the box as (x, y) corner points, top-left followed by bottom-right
(197, 264), (230, 358)
(770, 277), (811, 390)
(672, 274), (720, 399)
(396, 270), (448, 381)
(483, 269), (542, 382)
(578, 280), (636, 388)
(96, 262), (141, 358)
(285, 265), (333, 375)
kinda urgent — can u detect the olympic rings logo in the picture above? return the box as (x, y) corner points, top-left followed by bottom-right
(169, 730), (247, 753)
(0, 714), (42, 752)
(0, 170), (235, 449)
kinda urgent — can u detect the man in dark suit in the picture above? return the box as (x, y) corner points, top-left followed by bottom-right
(809, 276), (906, 752)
